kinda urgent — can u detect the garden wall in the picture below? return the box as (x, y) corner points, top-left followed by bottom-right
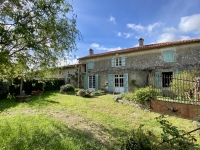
(150, 100), (200, 120)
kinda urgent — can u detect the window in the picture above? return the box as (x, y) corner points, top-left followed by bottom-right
(163, 50), (174, 62)
(89, 76), (95, 88)
(162, 72), (173, 87)
(155, 72), (173, 88)
(115, 58), (122, 67)
(114, 75), (124, 87)
(111, 56), (126, 67)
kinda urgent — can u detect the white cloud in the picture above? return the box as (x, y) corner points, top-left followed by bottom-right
(157, 33), (177, 43)
(147, 23), (161, 32)
(179, 14), (200, 33)
(91, 43), (122, 51)
(109, 15), (116, 24)
(123, 33), (133, 38)
(127, 24), (144, 32)
(117, 32), (122, 37)
(157, 33), (191, 43)
(127, 22), (161, 33)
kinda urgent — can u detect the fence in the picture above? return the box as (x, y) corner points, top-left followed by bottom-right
(149, 73), (200, 105)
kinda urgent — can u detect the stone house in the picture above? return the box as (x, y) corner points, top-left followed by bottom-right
(78, 38), (200, 93)
(55, 65), (79, 87)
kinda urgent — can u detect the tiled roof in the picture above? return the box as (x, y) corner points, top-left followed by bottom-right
(78, 38), (200, 60)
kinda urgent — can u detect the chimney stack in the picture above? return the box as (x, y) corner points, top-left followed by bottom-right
(138, 38), (144, 46)
(89, 48), (94, 55)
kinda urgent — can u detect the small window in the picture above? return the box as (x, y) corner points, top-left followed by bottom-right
(115, 58), (122, 67)
(162, 72), (173, 87)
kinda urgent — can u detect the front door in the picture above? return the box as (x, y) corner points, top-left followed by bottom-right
(114, 75), (124, 93)
(88, 76), (95, 91)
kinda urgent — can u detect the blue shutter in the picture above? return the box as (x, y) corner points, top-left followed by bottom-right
(95, 74), (98, 91)
(88, 61), (94, 70)
(124, 73), (128, 92)
(122, 56), (126, 66)
(83, 75), (88, 90)
(108, 74), (114, 93)
(155, 72), (162, 88)
(163, 50), (174, 62)
(111, 58), (115, 67)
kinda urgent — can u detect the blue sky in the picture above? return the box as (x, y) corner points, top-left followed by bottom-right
(64, 0), (200, 65)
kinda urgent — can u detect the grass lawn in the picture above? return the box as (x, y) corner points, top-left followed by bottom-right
(0, 91), (199, 149)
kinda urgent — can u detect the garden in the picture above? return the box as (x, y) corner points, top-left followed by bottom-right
(0, 83), (200, 149)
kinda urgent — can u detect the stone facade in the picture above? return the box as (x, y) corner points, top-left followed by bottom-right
(78, 39), (200, 93)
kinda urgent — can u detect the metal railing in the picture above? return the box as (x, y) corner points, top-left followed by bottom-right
(149, 74), (200, 105)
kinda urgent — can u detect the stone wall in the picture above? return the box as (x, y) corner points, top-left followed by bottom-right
(79, 42), (200, 91)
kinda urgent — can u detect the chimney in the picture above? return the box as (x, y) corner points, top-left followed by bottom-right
(138, 38), (144, 46)
(89, 48), (94, 55)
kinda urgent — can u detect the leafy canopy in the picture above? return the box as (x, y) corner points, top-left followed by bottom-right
(0, 0), (81, 81)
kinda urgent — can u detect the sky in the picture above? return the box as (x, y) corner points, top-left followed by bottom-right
(63, 0), (200, 65)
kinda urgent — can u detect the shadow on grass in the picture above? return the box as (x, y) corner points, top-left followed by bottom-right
(0, 91), (59, 111)
(0, 114), (124, 150)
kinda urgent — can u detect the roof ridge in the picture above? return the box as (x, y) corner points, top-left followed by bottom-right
(78, 38), (200, 60)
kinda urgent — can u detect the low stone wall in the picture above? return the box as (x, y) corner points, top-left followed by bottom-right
(150, 100), (200, 120)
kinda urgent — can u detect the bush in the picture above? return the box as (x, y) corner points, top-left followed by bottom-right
(9, 79), (65, 95)
(131, 87), (158, 103)
(121, 115), (199, 150)
(60, 84), (75, 94)
(77, 89), (91, 97)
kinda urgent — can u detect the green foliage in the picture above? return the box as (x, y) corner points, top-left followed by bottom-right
(131, 87), (158, 103)
(60, 84), (75, 94)
(0, 0), (81, 82)
(9, 79), (65, 95)
(156, 115), (199, 149)
(121, 115), (199, 150)
(170, 70), (200, 99)
(76, 89), (92, 97)
(121, 125), (155, 150)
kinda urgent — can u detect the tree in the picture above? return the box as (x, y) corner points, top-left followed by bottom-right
(0, 0), (81, 83)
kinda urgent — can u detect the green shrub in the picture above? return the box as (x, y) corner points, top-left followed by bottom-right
(60, 84), (75, 94)
(123, 92), (132, 101)
(77, 89), (91, 97)
(131, 87), (158, 103)
(121, 115), (199, 150)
